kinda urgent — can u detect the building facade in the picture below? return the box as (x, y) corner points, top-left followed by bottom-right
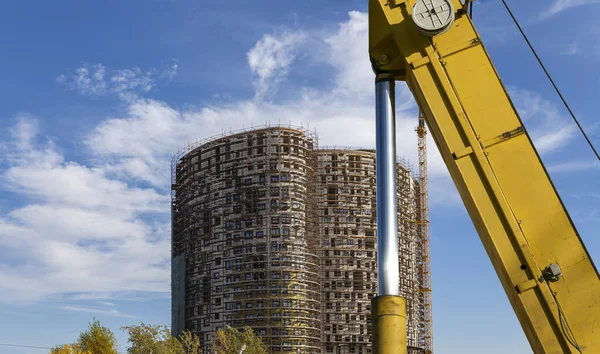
(171, 127), (322, 353)
(171, 127), (425, 354)
(316, 149), (422, 354)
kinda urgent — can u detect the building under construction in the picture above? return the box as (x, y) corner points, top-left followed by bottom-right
(316, 149), (423, 354)
(171, 126), (426, 354)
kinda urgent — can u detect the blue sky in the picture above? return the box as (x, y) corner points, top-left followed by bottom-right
(0, 0), (599, 353)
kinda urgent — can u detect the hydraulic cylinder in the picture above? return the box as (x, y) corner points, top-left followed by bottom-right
(372, 74), (407, 354)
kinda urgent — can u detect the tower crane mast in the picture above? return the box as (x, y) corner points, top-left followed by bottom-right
(416, 111), (432, 354)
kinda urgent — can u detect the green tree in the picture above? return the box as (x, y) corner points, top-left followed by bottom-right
(49, 319), (116, 354)
(77, 319), (119, 354)
(211, 326), (267, 354)
(121, 322), (183, 354)
(49, 344), (89, 354)
(178, 330), (201, 354)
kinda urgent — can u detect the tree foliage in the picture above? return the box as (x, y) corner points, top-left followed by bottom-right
(77, 319), (119, 354)
(49, 319), (117, 354)
(50, 319), (203, 354)
(211, 326), (267, 354)
(179, 329), (202, 354)
(121, 322), (188, 354)
(49, 344), (91, 354)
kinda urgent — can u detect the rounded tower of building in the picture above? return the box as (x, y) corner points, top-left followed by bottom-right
(171, 127), (322, 354)
(316, 149), (422, 354)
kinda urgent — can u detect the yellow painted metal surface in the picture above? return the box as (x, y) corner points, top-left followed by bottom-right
(371, 295), (408, 354)
(369, 0), (600, 353)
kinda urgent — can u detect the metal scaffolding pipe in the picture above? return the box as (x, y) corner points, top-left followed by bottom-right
(375, 75), (400, 296)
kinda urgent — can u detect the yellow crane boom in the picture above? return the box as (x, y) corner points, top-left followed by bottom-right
(368, 0), (600, 353)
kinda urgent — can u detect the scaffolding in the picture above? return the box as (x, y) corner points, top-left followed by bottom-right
(315, 149), (424, 354)
(171, 126), (322, 354)
(171, 127), (427, 354)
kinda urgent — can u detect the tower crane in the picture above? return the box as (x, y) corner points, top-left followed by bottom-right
(415, 111), (431, 354)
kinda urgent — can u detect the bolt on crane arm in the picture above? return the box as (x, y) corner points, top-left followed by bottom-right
(368, 0), (600, 353)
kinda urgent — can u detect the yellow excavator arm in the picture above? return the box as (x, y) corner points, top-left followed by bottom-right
(368, 0), (600, 352)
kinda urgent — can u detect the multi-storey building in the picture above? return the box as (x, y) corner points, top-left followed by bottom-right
(171, 126), (425, 354)
(171, 127), (322, 353)
(316, 149), (422, 354)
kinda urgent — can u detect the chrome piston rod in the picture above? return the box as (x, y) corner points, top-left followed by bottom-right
(375, 75), (399, 296)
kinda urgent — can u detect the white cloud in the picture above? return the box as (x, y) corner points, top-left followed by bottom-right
(0, 119), (170, 303)
(547, 160), (600, 173)
(59, 305), (134, 318)
(248, 31), (306, 100)
(3, 11), (576, 304)
(8, 114), (39, 150)
(563, 42), (579, 56)
(324, 11), (371, 98)
(570, 207), (600, 224)
(161, 63), (179, 80)
(533, 125), (578, 153)
(54, 64), (108, 95)
(58, 62), (178, 99)
(84, 12), (445, 191)
(111, 67), (154, 93)
(2, 115), (63, 168)
(542, 0), (600, 19)
(508, 87), (577, 154)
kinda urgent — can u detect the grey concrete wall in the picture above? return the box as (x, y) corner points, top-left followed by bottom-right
(171, 253), (186, 338)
